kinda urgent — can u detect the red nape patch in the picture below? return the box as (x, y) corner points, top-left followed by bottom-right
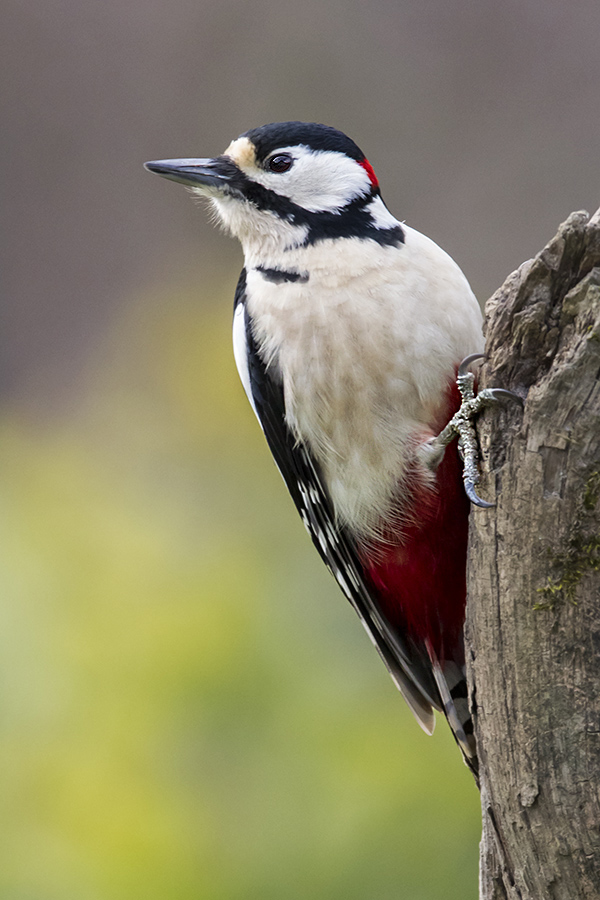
(359, 158), (379, 188)
(361, 381), (471, 662)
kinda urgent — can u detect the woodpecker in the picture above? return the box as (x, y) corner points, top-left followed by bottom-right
(145, 122), (510, 773)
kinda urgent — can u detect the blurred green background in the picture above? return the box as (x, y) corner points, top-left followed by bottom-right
(2, 1), (600, 897)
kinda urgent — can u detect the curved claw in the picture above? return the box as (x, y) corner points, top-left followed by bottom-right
(433, 352), (521, 509)
(458, 353), (486, 377)
(483, 387), (524, 408)
(464, 480), (495, 509)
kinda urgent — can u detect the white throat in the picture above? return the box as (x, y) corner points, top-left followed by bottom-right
(208, 194), (309, 258)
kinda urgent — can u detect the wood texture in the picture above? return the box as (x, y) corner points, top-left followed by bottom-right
(465, 210), (600, 899)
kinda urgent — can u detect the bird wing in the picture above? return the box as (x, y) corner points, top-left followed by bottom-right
(232, 269), (441, 733)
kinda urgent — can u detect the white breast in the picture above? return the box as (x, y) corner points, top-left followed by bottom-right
(244, 227), (483, 540)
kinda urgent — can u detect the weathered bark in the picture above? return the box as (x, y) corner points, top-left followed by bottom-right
(466, 209), (600, 899)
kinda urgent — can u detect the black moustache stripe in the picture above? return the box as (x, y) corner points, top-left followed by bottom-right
(217, 157), (405, 248)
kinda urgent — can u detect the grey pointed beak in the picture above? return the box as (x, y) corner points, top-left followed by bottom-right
(143, 157), (233, 189)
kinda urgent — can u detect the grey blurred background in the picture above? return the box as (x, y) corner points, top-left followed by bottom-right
(3, 0), (600, 415)
(1, 2), (599, 899)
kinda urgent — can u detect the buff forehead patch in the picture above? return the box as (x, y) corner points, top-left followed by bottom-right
(223, 136), (257, 169)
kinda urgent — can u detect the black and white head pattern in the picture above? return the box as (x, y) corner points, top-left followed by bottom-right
(210, 122), (405, 247)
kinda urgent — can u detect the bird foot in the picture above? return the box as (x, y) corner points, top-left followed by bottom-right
(421, 354), (523, 508)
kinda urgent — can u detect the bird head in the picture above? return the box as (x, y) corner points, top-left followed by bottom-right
(145, 122), (403, 255)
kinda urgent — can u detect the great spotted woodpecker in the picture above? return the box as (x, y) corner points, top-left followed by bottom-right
(145, 122), (512, 773)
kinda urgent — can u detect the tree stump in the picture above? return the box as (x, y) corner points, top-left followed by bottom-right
(466, 209), (600, 899)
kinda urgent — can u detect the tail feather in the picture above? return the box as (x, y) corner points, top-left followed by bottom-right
(426, 642), (478, 775)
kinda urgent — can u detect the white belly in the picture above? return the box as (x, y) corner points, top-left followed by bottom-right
(245, 227), (483, 539)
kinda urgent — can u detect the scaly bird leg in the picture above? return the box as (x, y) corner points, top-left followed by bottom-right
(420, 353), (523, 508)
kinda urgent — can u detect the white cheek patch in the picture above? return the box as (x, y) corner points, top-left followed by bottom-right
(245, 146), (372, 213)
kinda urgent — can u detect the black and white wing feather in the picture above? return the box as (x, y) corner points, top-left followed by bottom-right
(232, 269), (442, 732)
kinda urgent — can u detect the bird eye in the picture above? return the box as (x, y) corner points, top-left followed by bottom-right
(268, 154), (293, 173)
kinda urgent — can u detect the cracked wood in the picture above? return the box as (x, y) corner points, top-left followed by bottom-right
(465, 209), (600, 900)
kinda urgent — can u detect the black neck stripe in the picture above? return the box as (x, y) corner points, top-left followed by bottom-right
(255, 266), (309, 284)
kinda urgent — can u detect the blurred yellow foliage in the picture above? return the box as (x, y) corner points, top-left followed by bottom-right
(0, 282), (479, 899)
